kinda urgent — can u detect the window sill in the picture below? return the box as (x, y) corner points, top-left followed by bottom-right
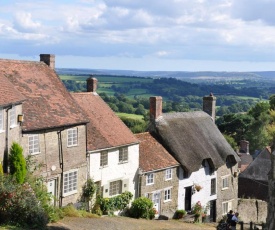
(146, 183), (154, 186)
(63, 190), (77, 197)
(10, 124), (18, 129)
(100, 165), (108, 169)
(67, 144), (78, 148)
(118, 161), (128, 164)
(165, 178), (172, 181)
(29, 152), (41, 156)
(164, 199), (171, 203)
(221, 187), (229, 191)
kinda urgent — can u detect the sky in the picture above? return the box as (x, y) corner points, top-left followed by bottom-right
(1, 0), (275, 71)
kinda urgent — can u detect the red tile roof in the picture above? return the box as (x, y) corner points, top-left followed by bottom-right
(72, 92), (138, 151)
(0, 74), (26, 106)
(0, 59), (88, 131)
(135, 132), (179, 172)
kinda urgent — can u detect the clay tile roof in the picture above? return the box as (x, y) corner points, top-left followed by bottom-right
(0, 59), (88, 131)
(72, 92), (138, 151)
(0, 74), (26, 106)
(135, 132), (179, 172)
(151, 111), (240, 173)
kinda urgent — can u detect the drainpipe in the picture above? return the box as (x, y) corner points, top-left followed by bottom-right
(57, 130), (64, 207)
(4, 106), (12, 173)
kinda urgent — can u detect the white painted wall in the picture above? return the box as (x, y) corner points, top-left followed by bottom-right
(89, 143), (139, 198)
(178, 162), (217, 214)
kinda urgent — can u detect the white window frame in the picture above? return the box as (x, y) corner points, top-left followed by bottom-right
(165, 168), (172, 180)
(164, 188), (172, 202)
(100, 151), (108, 167)
(28, 134), (40, 155)
(222, 200), (232, 215)
(109, 180), (122, 196)
(0, 108), (3, 132)
(146, 173), (154, 185)
(222, 175), (230, 190)
(63, 170), (78, 196)
(67, 128), (78, 147)
(119, 147), (128, 163)
(10, 106), (16, 128)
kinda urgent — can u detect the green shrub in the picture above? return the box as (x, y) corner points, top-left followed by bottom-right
(62, 204), (81, 217)
(129, 197), (155, 219)
(175, 209), (186, 219)
(9, 142), (26, 184)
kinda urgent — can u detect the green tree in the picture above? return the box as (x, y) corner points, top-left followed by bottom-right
(9, 142), (26, 184)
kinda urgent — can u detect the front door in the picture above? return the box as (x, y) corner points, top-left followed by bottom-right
(47, 179), (57, 206)
(209, 200), (216, 222)
(185, 186), (192, 211)
(152, 192), (161, 215)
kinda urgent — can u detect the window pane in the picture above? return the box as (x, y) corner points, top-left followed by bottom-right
(100, 151), (108, 167)
(29, 134), (40, 154)
(119, 147), (128, 163)
(68, 128), (78, 146)
(64, 171), (78, 195)
(109, 180), (122, 196)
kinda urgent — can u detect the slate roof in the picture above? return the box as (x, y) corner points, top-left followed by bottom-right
(0, 74), (26, 107)
(0, 59), (88, 131)
(72, 92), (138, 151)
(135, 132), (179, 172)
(239, 147), (271, 181)
(150, 111), (240, 173)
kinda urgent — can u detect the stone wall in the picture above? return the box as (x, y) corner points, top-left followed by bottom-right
(237, 199), (267, 224)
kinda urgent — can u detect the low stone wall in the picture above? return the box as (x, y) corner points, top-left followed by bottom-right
(237, 198), (267, 224)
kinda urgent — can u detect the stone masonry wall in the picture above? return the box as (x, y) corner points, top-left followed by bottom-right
(140, 167), (178, 218)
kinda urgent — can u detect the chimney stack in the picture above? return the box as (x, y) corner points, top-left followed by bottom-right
(150, 96), (162, 120)
(86, 76), (98, 92)
(203, 93), (216, 122)
(40, 54), (55, 69)
(240, 140), (249, 154)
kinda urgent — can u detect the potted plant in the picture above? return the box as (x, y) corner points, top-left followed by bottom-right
(194, 184), (203, 192)
(175, 209), (186, 219)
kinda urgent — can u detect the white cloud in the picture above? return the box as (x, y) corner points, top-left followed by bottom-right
(13, 12), (41, 32)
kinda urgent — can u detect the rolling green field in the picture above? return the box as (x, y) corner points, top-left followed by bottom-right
(116, 113), (144, 120)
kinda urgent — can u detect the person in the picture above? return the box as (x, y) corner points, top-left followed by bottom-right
(226, 210), (234, 229)
(230, 212), (239, 230)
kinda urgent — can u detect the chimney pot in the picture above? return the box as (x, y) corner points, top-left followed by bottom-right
(240, 140), (249, 154)
(86, 76), (98, 92)
(40, 54), (55, 69)
(150, 96), (162, 120)
(203, 93), (216, 122)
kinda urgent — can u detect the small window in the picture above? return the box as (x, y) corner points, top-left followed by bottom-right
(146, 173), (154, 185)
(211, 178), (216, 195)
(100, 151), (108, 167)
(0, 108), (3, 131)
(28, 134), (40, 155)
(63, 170), (78, 196)
(119, 147), (128, 163)
(222, 176), (230, 190)
(10, 106), (16, 127)
(67, 128), (78, 147)
(165, 168), (172, 180)
(109, 180), (122, 196)
(222, 200), (232, 215)
(164, 188), (172, 201)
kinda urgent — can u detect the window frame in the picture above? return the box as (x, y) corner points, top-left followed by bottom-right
(10, 106), (16, 128)
(63, 170), (78, 196)
(146, 173), (154, 185)
(100, 151), (108, 167)
(67, 128), (78, 147)
(222, 200), (232, 215)
(0, 108), (3, 131)
(165, 168), (172, 180)
(210, 178), (216, 195)
(28, 134), (40, 155)
(119, 147), (128, 163)
(109, 180), (122, 196)
(222, 175), (230, 190)
(164, 188), (172, 202)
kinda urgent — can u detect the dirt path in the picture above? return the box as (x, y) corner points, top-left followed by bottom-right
(47, 216), (217, 230)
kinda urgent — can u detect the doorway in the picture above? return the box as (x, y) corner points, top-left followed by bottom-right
(152, 192), (161, 215)
(47, 178), (57, 206)
(185, 186), (192, 211)
(209, 200), (216, 222)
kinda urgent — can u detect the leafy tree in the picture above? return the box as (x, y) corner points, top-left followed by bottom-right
(223, 134), (238, 151)
(9, 142), (26, 184)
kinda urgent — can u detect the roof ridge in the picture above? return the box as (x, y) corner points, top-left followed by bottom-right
(0, 58), (42, 64)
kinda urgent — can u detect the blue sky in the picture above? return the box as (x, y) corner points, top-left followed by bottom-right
(1, 0), (275, 71)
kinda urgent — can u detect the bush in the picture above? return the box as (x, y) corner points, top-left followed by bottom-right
(9, 142), (26, 184)
(129, 197), (155, 219)
(175, 209), (186, 219)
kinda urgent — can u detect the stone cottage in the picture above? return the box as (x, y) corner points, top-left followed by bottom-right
(148, 95), (240, 221)
(0, 54), (89, 206)
(72, 77), (140, 199)
(135, 132), (179, 218)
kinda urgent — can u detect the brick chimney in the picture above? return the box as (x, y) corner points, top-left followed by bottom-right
(86, 76), (98, 92)
(40, 54), (55, 69)
(203, 93), (216, 122)
(239, 140), (249, 154)
(150, 96), (162, 120)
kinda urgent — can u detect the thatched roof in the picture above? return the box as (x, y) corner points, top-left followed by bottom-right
(150, 111), (240, 173)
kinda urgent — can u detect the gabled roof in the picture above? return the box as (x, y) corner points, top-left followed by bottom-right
(0, 59), (88, 131)
(135, 132), (179, 172)
(239, 147), (271, 182)
(0, 74), (26, 107)
(151, 111), (240, 173)
(72, 92), (138, 151)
